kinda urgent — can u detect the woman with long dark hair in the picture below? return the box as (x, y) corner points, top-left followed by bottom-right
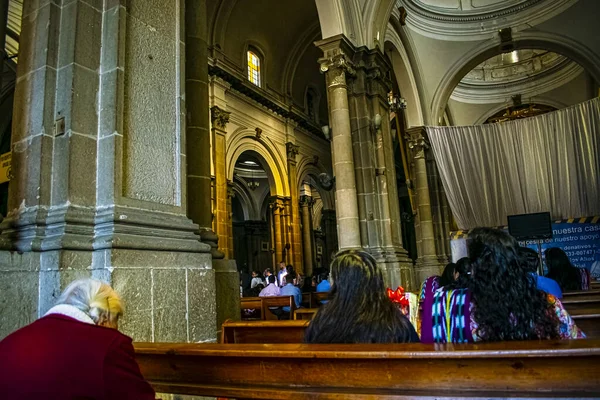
(421, 227), (584, 343)
(305, 250), (419, 343)
(438, 262), (457, 287)
(545, 247), (588, 291)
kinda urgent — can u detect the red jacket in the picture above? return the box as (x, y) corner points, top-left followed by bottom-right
(0, 313), (156, 399)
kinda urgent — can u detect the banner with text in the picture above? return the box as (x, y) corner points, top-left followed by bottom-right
(450, 217), (600, 278)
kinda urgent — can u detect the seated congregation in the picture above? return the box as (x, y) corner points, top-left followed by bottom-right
(0, 227), (594, 398)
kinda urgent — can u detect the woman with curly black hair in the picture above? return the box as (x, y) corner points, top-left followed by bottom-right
(421, 227), (584, 343)
(305, 249), (419, 343)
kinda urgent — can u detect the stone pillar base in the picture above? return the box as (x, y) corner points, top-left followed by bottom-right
(0, 248), (216, 343)
(213, 258), (239, 340)
(370, 247), (415, 290)
(414, 256), (443, 287)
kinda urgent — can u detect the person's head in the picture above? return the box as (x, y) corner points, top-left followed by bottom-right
(56, 279), (123, 330)
(465, 227), (558, 341)
(267, 275), (276, 285)
(438, 262), (456, 287)
(545, 247), (573, 272)
(279, 261), (286, 270)
(264, 268), (272, 276)
(284, 272), (296, 285)
(519, 247), (540, 274)
(305, 249), (415, 344)
(318, 271), (329, 284)
(545, 247), (581, 291)
(251, 270), (261, 278)
(286, 265), (294, 274)
(453, 257), (471, 286)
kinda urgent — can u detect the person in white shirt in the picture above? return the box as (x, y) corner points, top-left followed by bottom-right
(250, 270), (265, 289)
(277, 262), (287, 286)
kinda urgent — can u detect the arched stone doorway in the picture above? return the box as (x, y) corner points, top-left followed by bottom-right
(231, 151), (272, 274)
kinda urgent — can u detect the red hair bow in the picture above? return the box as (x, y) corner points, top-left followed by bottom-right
(386, 286), (409, 307)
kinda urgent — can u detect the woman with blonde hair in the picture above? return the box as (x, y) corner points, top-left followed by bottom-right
(0, 278), (156, 399)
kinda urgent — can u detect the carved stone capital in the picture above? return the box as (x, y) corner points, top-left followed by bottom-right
(406, 126), (429, 159)
(299, 195), (315, 208)
(319, 51), (356, 78)
(316, 35), (357, 88)
(270, 196), (285, 211)
(210, 106), (230, 131)
(286, 142), (300, 161)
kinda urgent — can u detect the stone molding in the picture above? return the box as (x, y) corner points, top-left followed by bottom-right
(0, 204), (209, 253)
(210, 106), (231, 131)
(402, 0), (577, 41)
(451, 58), (583, 104)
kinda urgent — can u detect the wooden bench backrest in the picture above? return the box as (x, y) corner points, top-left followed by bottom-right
(293, 308), (318, 320)
(135, 339), (600, 399)
(561, 291), (600, 339)
(261, 295), (295, 320)
(240, 296), (295, 320)
(310, 291), (330, 307)
(221, 319), (309, 344)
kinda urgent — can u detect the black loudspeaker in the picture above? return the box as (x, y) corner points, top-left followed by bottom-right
(507, 212), (553, 240)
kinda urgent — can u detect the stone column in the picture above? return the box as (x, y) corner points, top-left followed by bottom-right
(286, 141), (303, 271)
(186, 0), (222, 259)
(300, 196), (315, 276)
(429, 161), (449, 264)
(316, 35), (361, 250)
(210, 106), (231, 258)
(407, 127), (441, 282)
(441, 185), (452, 258)
(0, 0), (8, 91)
(226, 180), (235, 258)
(0, 0), (216, 342)
(281, 200), (290, 264)
(272, 198), (284, 264)
(321, 209), (338, 267)
(269, 202), (276, 268)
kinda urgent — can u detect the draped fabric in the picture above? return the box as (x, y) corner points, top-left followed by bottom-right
(427, 98), (600, 230)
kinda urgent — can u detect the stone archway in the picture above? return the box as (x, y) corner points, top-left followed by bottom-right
(430, 32), (600, 124)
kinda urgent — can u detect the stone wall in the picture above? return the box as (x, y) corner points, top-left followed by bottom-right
(0, 0), (216, 342)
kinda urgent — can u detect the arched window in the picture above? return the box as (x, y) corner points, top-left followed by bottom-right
(247, 50), (261, 87)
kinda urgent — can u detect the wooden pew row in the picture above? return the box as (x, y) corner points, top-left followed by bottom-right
(135, 340), (600, 399)
(222, 319), (309, 343)
(294, 308), (318, 320)
(240, 296), (295, 320)
(562, 290), (600, 338)
(563, 290), (600, 298)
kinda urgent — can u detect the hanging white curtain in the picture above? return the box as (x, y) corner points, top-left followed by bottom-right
(427, 97), (600, 230)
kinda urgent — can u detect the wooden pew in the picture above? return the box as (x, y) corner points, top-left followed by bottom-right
(240, 297), (263, 320)
(261, 295), (296, 320)
(562, 290), (600, 338)
(240, 296), (295, 320)
(572, 312), (600, 339)
(221, 319), (309, 344)
(564, 289), (600, 298)
(294, 308), (318, 320)
(135, 340), (600, 399)
(310, 291), (330, 307)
